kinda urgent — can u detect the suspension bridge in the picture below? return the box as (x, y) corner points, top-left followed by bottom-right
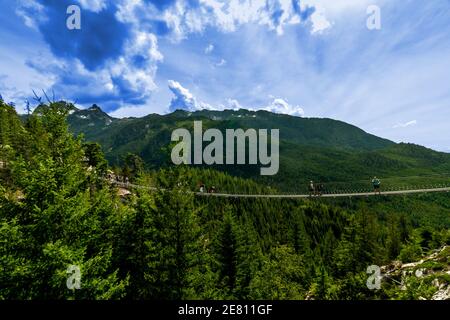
(111, 181), (450, 199)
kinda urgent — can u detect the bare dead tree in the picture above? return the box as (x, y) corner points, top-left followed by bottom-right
(25, 99), (31, 115)
(32, 89), (42, 104)
(42, 89), (52, 104)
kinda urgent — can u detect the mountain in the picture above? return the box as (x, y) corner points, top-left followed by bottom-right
(67, 104), (115, 134)
(61, 105), (450, 191)
(3, 99), (450, 301)
(68, 107), (394, 150)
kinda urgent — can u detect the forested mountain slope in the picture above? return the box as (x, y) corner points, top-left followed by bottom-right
(1, 101), (449, 300)
(63, 104), (450, 192)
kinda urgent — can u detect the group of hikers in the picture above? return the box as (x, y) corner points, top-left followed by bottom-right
(197, 177), (382, 196)
(199, 183), (217, 194)
(308, 181), (325, 196)
(110, 173), (382, 196)
(106, 171), (130, 185)
(308, 176), (382, 197)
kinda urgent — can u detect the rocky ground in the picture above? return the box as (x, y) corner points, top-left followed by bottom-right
(381, 246), (450, 300)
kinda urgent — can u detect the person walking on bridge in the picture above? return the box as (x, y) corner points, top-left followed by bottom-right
(317, 183), (324, 196)
(372, 176), (381, 194)
(308, 181), (315, 197)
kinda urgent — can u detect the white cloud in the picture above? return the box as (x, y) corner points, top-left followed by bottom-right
(116, 0), (322, 41)
(227, 98), (243, 110)
(24, 30), (163, 107)
(227, 97), (305, 117)
(215, 58), (226, 67)
(205, 44), (214, 54)
(167, 81), (304, 117)
(302, 0), (381, 34)
(77, 0), (107, 13)
(109, 31), (163, 93)
(199, 0), (317, 35)
(114, 0), (383, 41)
(168, 80), (214, 112)
(309, 8), (332, 34)
(0, 40), (56, 113)
(393, 120), (417, 129)
(27, 57), (114, 100)
(303, 0), (377, 14)
(262, 98), (305, 117)
(168, 80), (197, 111)
(16, 0), (47, 30)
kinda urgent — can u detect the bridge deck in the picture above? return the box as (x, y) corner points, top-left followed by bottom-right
(195, 187), (450, 199)
(112, 181), (450, 199)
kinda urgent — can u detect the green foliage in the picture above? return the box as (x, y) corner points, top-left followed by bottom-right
(249, 246), (305, 300)
(66, 105), (450, 193)
(0, 101), (448, 300)
(0, 102), (127, 299)
(399, 243), (423, 263)
(385, 274), (438, 300)
(83, 142), (108, 176)
(122, 153), (144, 181)
(131, 168), (213, 299)
(212, 207), (263, 299)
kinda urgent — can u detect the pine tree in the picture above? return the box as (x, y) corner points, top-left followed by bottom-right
(143, 168), (209, 299)
(249, 245), (305, 299)
(123, 153), (144, 182)
(83, 142), (108, 176)
(1, 102), (128, 299)
(212, 206), (263, 298)
(215, 208), (239, 297)
(387, 215), (401, 260)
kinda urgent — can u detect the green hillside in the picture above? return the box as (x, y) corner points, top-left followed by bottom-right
(67, 106), (394, 151)
(64, 104), (450, 193)
(2, 100), (449, 301)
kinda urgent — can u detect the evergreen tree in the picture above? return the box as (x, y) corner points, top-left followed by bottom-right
(143, 168), (210, 299)
(215, 208), (239, 297)
(387, 215), (401, 260)
(123, 153), (144, 182)
(0, 102), (127, 299)
(83, 142), (108, 176)
(249, 245), (305, 299)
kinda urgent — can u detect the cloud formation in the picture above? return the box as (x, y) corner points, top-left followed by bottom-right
(168, 80), (214, 112)
(4, 0), (450, 152)
(13, 0), (318, 112)
(15, 0), (164, 109)
(24, 30), (162, 108)
(167, 81), (304, 117)
(204, 44), (214, 54)
(78, 0), (107, 13)
(393, 120), (417, 129)
(117, 0), (318, 40)
(263, 98), (305, 117)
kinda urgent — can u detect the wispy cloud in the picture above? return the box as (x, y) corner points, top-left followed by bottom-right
(168, 80), (214, 112)
(215, 58), (227, 67)
(263, 98), (305, 117)
(166, 81), (304, 117)
(393, 120), (417, 129)
(1, 0), (450, 151)
(204, 44), (214, 54)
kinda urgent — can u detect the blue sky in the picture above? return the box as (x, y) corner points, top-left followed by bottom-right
(0, 0), (449, 152)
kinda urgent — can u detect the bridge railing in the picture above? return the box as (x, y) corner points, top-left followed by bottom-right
(110, 179), (450, 198)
